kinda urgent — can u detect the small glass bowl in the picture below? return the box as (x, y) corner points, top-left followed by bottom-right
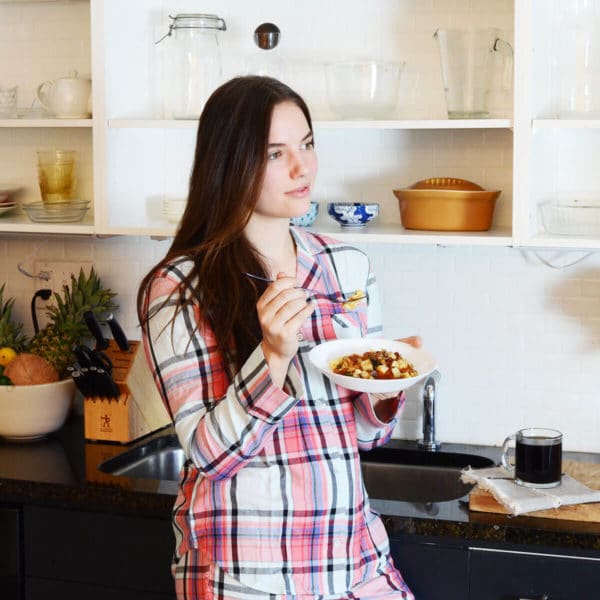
(22, 200), (90, 223)
(325, 60), (404, 120)
(540, 200), (600, 236)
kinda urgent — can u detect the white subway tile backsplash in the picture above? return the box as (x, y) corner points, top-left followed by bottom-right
(582, 280), (600, 297)
(11, 234), (600, 447)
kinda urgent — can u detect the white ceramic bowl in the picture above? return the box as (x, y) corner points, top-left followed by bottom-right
(327, 202), (379, 228)
(290, 201), (319, 227)
(0, 379), (75, 440)
(309, 338), (437, 393)
(325, 60), (404, 119)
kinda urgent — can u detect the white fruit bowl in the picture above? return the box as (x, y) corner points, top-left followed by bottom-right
(0, 379), (75, 441)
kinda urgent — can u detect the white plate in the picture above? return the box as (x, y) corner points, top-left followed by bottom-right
(0, 182), (22, 195)
(161, 209), (183, 223)
(309, 338), (437, 393)
(0, 203), (17, 216)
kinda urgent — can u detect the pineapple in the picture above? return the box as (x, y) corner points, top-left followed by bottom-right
(0, 284), (28, 352)
(27, 267), (118, 378)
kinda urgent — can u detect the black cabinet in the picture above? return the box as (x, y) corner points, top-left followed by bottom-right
(23, 506), (175, 600)
(389, 535), (469, 599)
(25, 578), (173, 600)
(469, 547), (600, 600)
(0, 506), (22, 600)
(389, 533), (600, 600)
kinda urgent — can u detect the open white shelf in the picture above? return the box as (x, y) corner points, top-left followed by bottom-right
(0, 119), (92, 128)
(315, 119), (513, 130)
(0, 210), (95, 234)
(98, 220), (512, 246)
(310, 223), (513, 246)
(520, 234), (600, 251)
(107, 118), (513, 130)
(3, 0), (597, 251)
(532, 119), (600, 130)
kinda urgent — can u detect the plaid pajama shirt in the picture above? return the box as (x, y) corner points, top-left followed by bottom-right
(142, 227), (414, 599)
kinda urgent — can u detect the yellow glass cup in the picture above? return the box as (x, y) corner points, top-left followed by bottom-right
(37, 150), (77, 203)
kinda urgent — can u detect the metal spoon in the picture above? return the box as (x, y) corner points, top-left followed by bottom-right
(243, 272), (367, 304)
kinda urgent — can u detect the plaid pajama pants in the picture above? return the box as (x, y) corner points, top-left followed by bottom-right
(172, 549), (414, 600)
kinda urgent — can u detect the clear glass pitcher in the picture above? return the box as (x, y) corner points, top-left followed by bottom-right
(156, 14), (227, 119)
(434, 28), (513, 119)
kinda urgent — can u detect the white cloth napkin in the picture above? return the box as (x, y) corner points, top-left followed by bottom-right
(461, 466), (600, 516)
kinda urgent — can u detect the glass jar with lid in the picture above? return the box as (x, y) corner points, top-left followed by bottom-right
(157, 14), (227, 119)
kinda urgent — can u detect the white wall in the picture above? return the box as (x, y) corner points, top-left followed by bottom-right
(1, 234), (599, 452)
(1, 0), (599, 452)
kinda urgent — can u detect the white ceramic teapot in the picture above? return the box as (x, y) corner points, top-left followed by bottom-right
(36, 71), (92, 118)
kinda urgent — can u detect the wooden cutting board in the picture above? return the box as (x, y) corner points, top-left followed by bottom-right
(469, 460), (600, 522)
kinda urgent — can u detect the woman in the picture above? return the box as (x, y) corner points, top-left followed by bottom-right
(138, 76), (416, 599)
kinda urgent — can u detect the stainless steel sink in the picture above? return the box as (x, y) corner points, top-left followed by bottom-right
(98, 436), (494, 502)
(98, 434), (184, 481)
(359, 446), (494, 502)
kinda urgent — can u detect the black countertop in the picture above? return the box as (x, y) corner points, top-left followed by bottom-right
(2, 414), (600, 555)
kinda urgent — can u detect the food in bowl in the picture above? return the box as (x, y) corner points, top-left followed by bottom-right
(309, 338), (436, 393)
(0, 378), (75, 440)
(393, 177), (501, 231)
(330, 349), (418, 380)
(4, 352), (59, 385)
(327, 202), (379, 228)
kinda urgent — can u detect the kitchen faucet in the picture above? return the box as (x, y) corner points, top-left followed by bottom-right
(418, 370), (442, 451)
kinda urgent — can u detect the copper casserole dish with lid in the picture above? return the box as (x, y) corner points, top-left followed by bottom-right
(393, 177), (501, 231)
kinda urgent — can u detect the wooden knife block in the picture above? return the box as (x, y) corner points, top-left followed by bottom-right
(83, 340), (171, 443)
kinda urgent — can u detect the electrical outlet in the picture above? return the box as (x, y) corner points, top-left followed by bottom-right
(34, 261), (94, 295)
(31, 261), (93, 333)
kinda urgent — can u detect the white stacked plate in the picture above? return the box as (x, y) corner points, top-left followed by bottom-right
(0, 182), (22, 216)
(162, 197), (186, 224)
(0, 201), (18, 216)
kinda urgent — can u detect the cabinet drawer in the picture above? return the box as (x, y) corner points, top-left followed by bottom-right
(469, 548), (600, 600)
(25, 577), (174, 600)
(390, 538), (468, 599)
(24, 506), (174, 594)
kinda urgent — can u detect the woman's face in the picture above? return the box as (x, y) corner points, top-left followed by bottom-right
(254, 101), (318, 220)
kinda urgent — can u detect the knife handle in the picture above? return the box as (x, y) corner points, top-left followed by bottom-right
(106, 313), (130, 352)
(73, 344), (93, 368)
(83, 310), (109, 351)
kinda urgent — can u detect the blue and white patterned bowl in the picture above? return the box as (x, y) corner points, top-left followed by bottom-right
(327, 202), (379, 228)
(290, 201), (319, 227)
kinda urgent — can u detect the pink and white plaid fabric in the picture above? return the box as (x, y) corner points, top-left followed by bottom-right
(173, 548), (412, 599)
(143, 228), (413, 598)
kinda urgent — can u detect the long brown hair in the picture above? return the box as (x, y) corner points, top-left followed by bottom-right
(137, 76), (313, 376)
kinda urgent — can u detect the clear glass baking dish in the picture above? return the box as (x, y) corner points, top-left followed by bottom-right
(22, 199), (90, 223)
(539, 200), (600, 236)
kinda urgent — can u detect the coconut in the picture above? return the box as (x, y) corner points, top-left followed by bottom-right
(4, 353), (60, 385)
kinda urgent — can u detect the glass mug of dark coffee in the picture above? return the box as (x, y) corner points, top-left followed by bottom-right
(501, 428), (562, 488)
